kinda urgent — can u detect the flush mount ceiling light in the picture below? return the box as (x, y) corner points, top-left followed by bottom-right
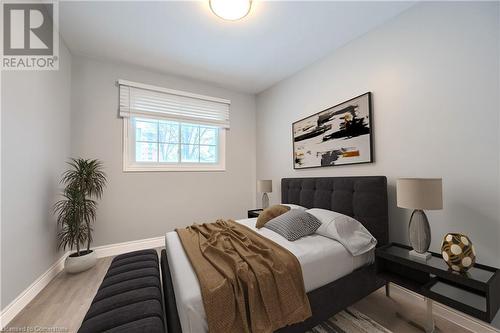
(209, 0), (252, 21)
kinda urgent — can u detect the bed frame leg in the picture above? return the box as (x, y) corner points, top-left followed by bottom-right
(385, 282), (390, 297)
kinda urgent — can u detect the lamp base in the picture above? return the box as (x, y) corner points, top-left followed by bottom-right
(409, 250), (432, 261)
(262, 193), (269, 209)
(408, 209), (431, 253)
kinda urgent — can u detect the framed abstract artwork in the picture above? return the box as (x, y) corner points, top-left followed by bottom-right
(293, 92), (373, 169)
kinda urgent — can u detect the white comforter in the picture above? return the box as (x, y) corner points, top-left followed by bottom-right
(164, 218), (374, 333)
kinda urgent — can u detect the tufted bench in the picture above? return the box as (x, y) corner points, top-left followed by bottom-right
(78, 249), (165, 333)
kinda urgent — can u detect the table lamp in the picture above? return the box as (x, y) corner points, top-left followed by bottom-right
(257, 180), (272, 209)
(397, 178), (443, 260)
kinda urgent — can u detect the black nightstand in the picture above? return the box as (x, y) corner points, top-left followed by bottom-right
(376, 243), (500, 330)
(247, 209), (263, 218)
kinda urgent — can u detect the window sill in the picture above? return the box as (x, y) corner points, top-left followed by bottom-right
(123, 164), (226, 172)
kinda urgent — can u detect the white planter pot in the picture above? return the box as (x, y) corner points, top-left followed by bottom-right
(65, 250), (97, 274)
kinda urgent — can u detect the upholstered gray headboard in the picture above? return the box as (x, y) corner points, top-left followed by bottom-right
(281, 176), (388, 246)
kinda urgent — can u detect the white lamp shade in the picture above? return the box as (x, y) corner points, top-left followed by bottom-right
(397, 178), (443, 210)
(257, 180), (272, 193)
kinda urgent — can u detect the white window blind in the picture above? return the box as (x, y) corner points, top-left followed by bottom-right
(118, 80), (231, 128)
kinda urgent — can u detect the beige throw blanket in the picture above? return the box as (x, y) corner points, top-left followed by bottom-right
(176, 219), (312, 333)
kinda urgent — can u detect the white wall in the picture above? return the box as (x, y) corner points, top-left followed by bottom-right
(1, 40), (72, 308)
(71, 56), (256, 246)
(256, 2), (500, 267)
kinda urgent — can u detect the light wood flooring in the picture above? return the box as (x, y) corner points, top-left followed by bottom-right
(6, 251), (473, 333)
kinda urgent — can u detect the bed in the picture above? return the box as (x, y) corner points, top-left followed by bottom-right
(161, 176), (388, 333)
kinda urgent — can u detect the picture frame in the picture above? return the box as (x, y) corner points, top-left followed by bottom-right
(292, 92), (373, 169)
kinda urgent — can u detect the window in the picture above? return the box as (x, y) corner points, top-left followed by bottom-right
(134, 119), (220, 163)
(119, 80), (229, 171)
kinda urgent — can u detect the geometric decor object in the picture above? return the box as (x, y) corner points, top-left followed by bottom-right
(441, 233), (476, 273)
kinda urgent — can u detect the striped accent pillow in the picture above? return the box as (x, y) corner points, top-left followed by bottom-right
(264, 210), (321, 241)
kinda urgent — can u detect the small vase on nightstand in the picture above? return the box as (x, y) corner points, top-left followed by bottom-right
(441, 233), (476, 273)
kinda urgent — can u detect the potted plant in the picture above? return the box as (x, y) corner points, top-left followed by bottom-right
(54, 158), (107, 273)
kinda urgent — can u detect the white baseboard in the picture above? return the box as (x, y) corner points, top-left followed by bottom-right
(0, 235), (165, 329)
(389, 283), (500, 333)
(92, 236), (164, 258)
(0, 252), (69, 329)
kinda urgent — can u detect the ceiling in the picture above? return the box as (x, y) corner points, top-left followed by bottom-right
(59, 1), (416, 94)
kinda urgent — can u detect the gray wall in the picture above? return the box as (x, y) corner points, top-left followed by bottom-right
(71, 56), (256, 246)
(1, 40), (72, 308)
(256, 2), (500, 267)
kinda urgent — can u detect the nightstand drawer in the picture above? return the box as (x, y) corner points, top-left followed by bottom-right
(424, 278), (488, 321)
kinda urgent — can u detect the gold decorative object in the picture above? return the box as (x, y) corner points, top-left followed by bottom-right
(441, 233), (476, 272)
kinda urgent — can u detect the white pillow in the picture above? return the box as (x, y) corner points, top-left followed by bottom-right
(307, 208), (377, 256)
(281, 204), (307, 211)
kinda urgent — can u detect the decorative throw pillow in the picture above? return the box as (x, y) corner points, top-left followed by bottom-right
(255, 204), (290, 229)
(264, 210), (322, 241)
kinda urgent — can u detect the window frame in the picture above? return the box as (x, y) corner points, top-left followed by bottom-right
(122, 115), (226, 172)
